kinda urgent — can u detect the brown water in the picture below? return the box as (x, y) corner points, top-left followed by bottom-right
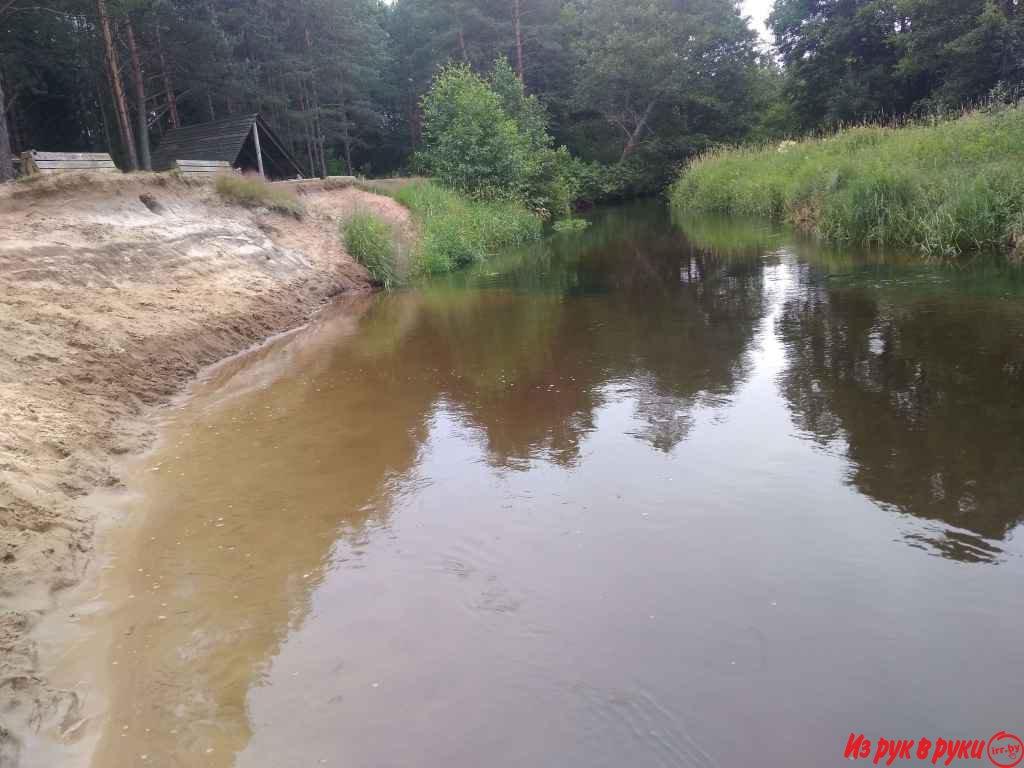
(69, 204), (1024, 768)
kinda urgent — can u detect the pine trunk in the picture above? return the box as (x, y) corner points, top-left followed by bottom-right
(407, 84), (422, 147)
(99, 92), (115, 155)
(7, 78), (23, 153)
(513, 0), (524, 81)
(0, 72), (14, 181)
(305, 27), (327, 178)
(126, 20), (151, 170)
(156, 26), (180, 129)
(341, 104), (354, 175)
(299, 83), (317, 178)
(97, 0), (138, 170)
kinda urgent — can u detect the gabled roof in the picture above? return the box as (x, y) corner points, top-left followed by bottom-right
(151, 113), (302, 178)
(152, 114), (258, 170)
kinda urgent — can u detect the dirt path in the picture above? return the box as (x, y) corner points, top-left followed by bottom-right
(0, 174), (407, 764)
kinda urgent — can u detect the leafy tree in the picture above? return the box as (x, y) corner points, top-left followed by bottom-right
(771, 0), (1024, 128)
(418, 62), (524, 196)
(417, 59), (573, 215)
(490, 56), (574, 214)
(771, 0), (908, 128)
(566, 0), (765, 189)
(894, 0), (1024, 109)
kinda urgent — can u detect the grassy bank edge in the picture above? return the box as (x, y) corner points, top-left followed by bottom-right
(669, 105), (1024, 261)
(342, 180), (543, 286)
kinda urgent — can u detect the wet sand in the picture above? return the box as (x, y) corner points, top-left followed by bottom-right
(33, 297), (377, 767)
(0, 176), (406, 764)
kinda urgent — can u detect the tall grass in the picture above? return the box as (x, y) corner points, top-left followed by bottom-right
(214, 174), (304, 217)
(670, 105), (1024, 260)
(394, 181), (542, 274)
(342, 212), (401, 288)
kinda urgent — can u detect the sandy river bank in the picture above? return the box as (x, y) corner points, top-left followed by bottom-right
(0, 174), (407, 764)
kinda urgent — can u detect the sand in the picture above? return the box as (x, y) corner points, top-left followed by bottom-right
(0, 174), (406, 764)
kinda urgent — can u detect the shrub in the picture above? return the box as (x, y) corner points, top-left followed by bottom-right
(416, 59), (580, 217)
(394, 180), (542, 275)
(417, 63), (524, 199)
(342, 212), (400, 289)
(214, 174), (304, 217)
(566, 157), (631, 205)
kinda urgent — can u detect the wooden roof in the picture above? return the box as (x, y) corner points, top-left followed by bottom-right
(151, 113), (302, 177)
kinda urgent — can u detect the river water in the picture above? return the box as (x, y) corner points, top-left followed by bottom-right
(73, 203), (1024, 767)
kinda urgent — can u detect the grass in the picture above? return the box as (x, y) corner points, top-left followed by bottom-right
(670, 104), (1024, 260)
(552, 218), (590, 233)
(393, 181), (542, 275)
(342, 212), (401, 289)
(321, 175), (429, 196)
(214, 174), (304, 217)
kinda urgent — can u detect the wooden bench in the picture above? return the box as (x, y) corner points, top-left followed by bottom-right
(175, 159), (235, 178)
(21, 150), (119, 175)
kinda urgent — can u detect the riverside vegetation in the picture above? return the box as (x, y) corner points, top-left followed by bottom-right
(342, 212), (402, 289)
(671, 104), (1024, 260)
(221, 63), (554, 290)
(342, 62), (558, 286)
(344, 181), (542, 286)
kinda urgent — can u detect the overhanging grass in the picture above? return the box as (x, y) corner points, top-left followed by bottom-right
(393, 181), (542, 275)
(552, 217), (590, 233)
(670, 105), (1024, 260)
(342, 212), (400, 289)
(215, 174), (304, 217)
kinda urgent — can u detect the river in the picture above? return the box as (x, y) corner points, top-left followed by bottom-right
(63, 203), (1024, 767)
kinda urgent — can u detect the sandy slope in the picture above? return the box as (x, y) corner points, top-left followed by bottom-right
(0, 175), (405, 763)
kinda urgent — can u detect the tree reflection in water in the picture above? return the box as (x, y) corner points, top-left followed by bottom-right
(774, 260), (1024, 562)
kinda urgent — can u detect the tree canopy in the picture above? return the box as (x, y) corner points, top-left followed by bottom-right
(771, 0), (1024, 128)
(0, 0), (1021, 186)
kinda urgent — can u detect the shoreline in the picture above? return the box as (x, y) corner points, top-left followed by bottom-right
(0, 175), (407, 765)
(31, 294), (378, 768)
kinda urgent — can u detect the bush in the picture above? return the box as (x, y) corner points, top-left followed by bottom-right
(214, 174), (304, 217)
(565, 157), (634, 205)
(416, 59), (579, 217)
(669, 105), (1024, 259)
(417, 63), (524, 199)
(394, 180), (542, 275)
(342, 212), (400, 288)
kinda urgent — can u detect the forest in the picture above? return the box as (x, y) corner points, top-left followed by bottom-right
(1, 0), (1023, 195)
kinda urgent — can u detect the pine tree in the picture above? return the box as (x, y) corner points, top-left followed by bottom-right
(97, 0), (138, 169)
(0, 74), (13, 181)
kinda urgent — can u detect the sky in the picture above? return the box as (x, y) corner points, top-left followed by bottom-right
(742, 0), (774, 42)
